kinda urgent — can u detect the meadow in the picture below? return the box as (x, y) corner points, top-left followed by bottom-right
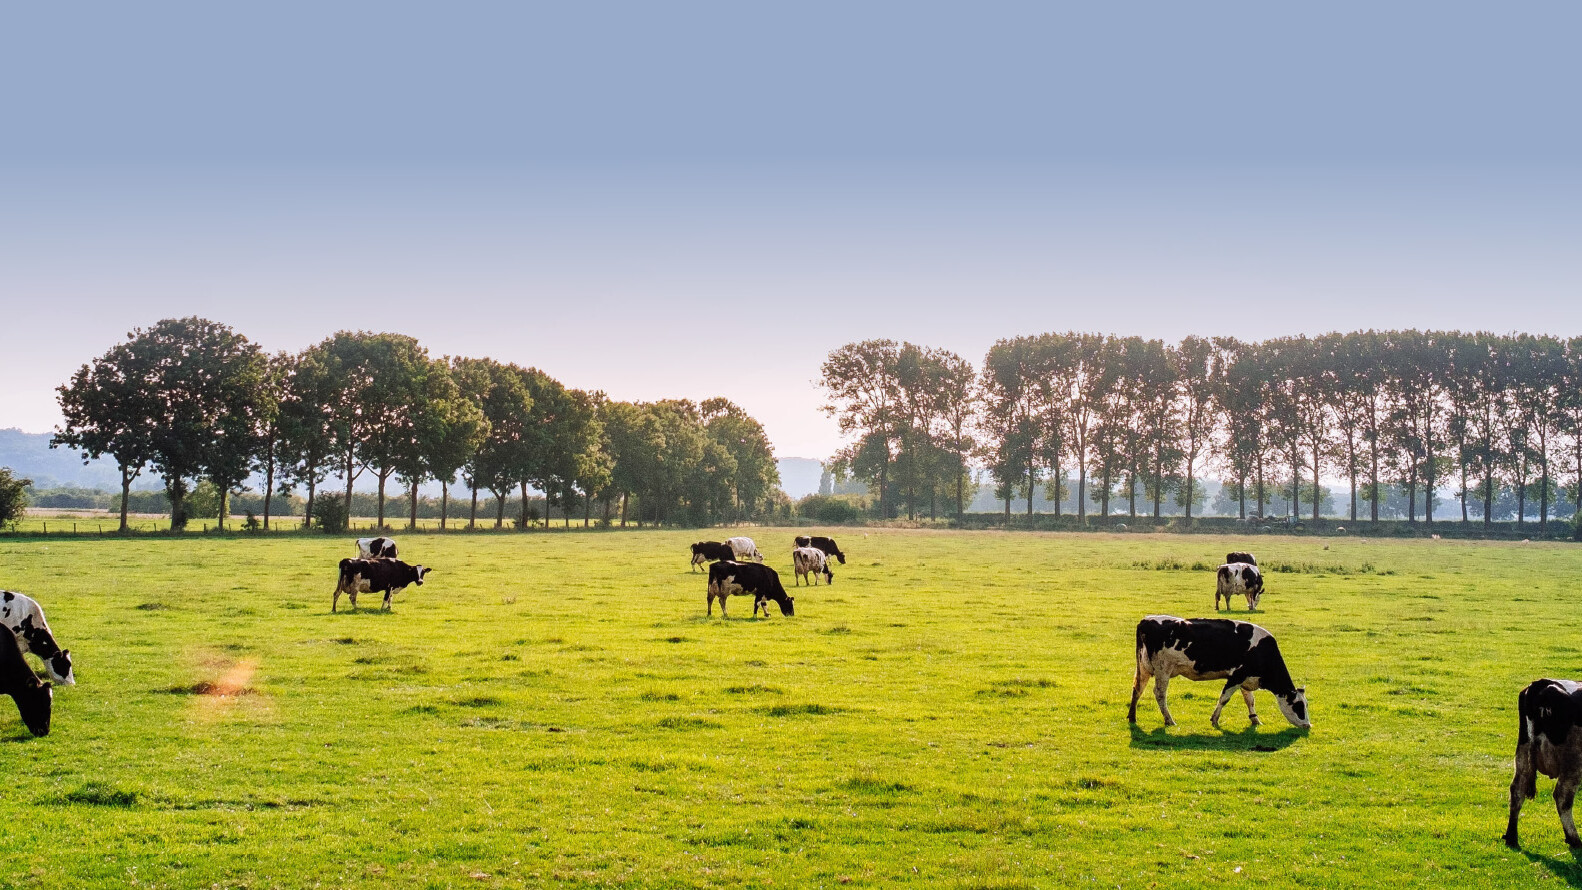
(0, 528), (1578, 888)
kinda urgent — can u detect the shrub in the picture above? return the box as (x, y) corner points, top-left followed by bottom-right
(797, 494), (864, 524)
(0, 467), (30, 528)
(311, 497), (349, 534)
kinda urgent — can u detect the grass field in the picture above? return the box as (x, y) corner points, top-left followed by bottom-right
(0, 528), (1579, 888)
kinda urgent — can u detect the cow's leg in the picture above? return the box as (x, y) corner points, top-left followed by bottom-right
(707, 592), (716, 617)
(1128, 657), (1150, 723)
(1557, 772), (1582, 847)
(348, 591), (358, 611)
(1152, 672), (1176, 726)
(383, 590), (393, 611)
(1210, 682), (1239, 728)
(333, 585), (341, 613)
(1507, 742), (1536, 848)
(1241, 686), (1261, 725)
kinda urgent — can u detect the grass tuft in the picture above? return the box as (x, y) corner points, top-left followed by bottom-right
(58, 783), (140, 808)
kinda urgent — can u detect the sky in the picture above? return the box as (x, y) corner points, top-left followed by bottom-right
(2, 2), (1579, 460)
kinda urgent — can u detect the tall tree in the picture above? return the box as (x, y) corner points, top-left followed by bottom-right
(820, 341), (902, 518)
(1174, 336), (1219, 524)
(53, 337), (159, 532)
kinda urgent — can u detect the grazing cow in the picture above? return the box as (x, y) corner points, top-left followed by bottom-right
(1505, 679), (1582, 849)
(0, 626), (52, 737)
(707, 561), (794, 618)
(333, 558), (431, 612)
(794, 535), (847, 565)
(690, 541), (735, 572)
(0, 591), (74, 685)
(1128, 615), (1310, 729)
(1215, 563), (1264, 611)
(1225, 551), (1257, 566)
(725, 536), (763, 562)
(356, 536), (398, 559)
(791, 546), (833, 586)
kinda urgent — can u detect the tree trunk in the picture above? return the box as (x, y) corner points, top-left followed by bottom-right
(263, 442), (276, 531)
(1238, 473), (1246, 520)
(1077, 465), (1087, 525)
(495, 490), (506, 528)
(469, 484), (479, 529)
(520, 481), (530, 530)
(344, 446), (356, 519)
(1026, 458), (1034, 517)
(1484, 470), (1493, 529)
(1311, 438), (1321, 522)
(118, 464), (134, 533)
(440, 481), (449, 530)
(217, 486), (228, 531)
(168, 477), (188, 531)
(305, 478), (317, 531)
(1052, 453), (1062, 518)
(620, 491), (629, 527)
(376, 471), (388, 529)
(408, 478), (419, 530)
(955, 453), (965, 522)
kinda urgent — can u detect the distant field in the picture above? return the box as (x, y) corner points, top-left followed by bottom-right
(0, 529), (1578, 888)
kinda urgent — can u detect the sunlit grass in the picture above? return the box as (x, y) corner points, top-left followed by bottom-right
(0, 528), (1575, 887)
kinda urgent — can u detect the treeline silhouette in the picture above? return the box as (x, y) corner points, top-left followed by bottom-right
(820, 331), (1582, 534)
(51, 318), (782, 532)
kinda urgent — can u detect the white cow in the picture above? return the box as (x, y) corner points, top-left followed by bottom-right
(791, 546), (833, 586)
(355, 536), (398, 559)
(725, 536), (763, 562)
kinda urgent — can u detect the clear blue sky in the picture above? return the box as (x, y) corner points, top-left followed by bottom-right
(2, 2), (1578, 459)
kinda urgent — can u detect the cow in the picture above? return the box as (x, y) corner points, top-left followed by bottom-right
(725, 536), (763, 562)
(794, 535), (847, 565)
(0, 625), (52, 737)
(706, 561), (794, 618)
(332, 558), (431, 612)
(1215, 563), (1264, 611)
(690, 541), (735, 572)
(355, 536), (398, 559)
(1505, 678), (1582, 849)
(0, 591), (74, 685)
(791, 546), (833, 586)
(1128, 615), (1310, 730)
(1225, 551), (1257, 566)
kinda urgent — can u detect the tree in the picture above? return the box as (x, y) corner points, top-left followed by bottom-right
(702, 398), (780, 521)
(0, 467), (29, 529)
(821, 341), (902, 517)
(1173, 336), (1219, 524)
(83, 318), (270, 530)
(452, 357), (534, 529)
(53, 337), (158, 531)
(277, 348), (339, 530)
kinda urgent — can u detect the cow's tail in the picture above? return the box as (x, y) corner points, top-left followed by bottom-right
(1515, 683), (1539, 799)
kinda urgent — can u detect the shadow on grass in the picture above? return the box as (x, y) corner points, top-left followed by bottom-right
(1128, 723), (1307, 752)
(1522, 849), (1582, 888)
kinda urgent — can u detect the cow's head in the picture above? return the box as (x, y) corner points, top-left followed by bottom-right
(47, 649), (74, 686)
(834, 551), (846, 565)
(414, 566), (431, 585)
(776, 594), (794, 616)
(1276, 687), (1310, 729)
(15, 682), (52, 737)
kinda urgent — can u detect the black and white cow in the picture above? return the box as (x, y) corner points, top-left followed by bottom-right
(1505, 678), (1582, 849)
(725, 536), (763, 562)
(791, 546), (833, 586)
(0, 591), (74, 685)
(794, 535), (847, 565)
(0, 625), (52, 737)
(356, 536), (398, 559)
(1128, 615), (1310, 729)
(1225, 551), (1257, 566)
(706, 561), (794, 617)
(333, 558), (431, 612)
(690, 541), (735, 572)
(1215, 563), (1264, 611)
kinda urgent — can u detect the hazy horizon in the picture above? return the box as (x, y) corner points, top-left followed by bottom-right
(4, 4), (1579, 461)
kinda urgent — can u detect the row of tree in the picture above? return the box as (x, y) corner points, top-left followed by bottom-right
(820, 331), (1582, 530)
(53, 318), (781, 531)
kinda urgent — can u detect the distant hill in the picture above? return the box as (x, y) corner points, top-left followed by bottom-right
(0, 428), (146, 490)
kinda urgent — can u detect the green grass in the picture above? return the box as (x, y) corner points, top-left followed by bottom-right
(0, 529), (1578, 887)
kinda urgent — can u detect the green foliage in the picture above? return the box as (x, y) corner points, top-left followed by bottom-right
(0, 531), (1578, 886)
(310, 495), (348, 533)
(0, 467), (30, 528)
(796, 493), (865, 523)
